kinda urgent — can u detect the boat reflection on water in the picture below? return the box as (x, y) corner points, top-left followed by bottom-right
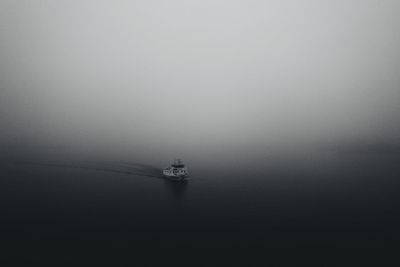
(163, 178), (188, 201)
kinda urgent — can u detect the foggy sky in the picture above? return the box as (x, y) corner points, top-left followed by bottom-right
(1, 0), (400, 160)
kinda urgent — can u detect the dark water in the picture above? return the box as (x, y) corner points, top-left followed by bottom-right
(1, 151), (400, 266)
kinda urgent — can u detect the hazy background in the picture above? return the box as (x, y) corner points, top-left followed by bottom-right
(1, 0), (400, 163)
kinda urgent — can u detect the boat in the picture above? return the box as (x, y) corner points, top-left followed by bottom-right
(163, 159), (189, 181)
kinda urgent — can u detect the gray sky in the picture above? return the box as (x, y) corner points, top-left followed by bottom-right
(1, 0), (400, 160)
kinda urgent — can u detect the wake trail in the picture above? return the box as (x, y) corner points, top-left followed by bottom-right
(13, 160), (165, 179)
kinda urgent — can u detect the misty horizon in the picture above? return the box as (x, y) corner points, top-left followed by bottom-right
(1, 0), (400, 160)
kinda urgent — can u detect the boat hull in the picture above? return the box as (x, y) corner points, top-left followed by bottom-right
(163, 172), (188, 181)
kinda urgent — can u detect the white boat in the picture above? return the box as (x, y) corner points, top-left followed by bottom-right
(163, 159), (189, 181)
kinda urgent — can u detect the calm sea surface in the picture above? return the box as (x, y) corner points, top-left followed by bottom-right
(1, 150), (399, 265)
